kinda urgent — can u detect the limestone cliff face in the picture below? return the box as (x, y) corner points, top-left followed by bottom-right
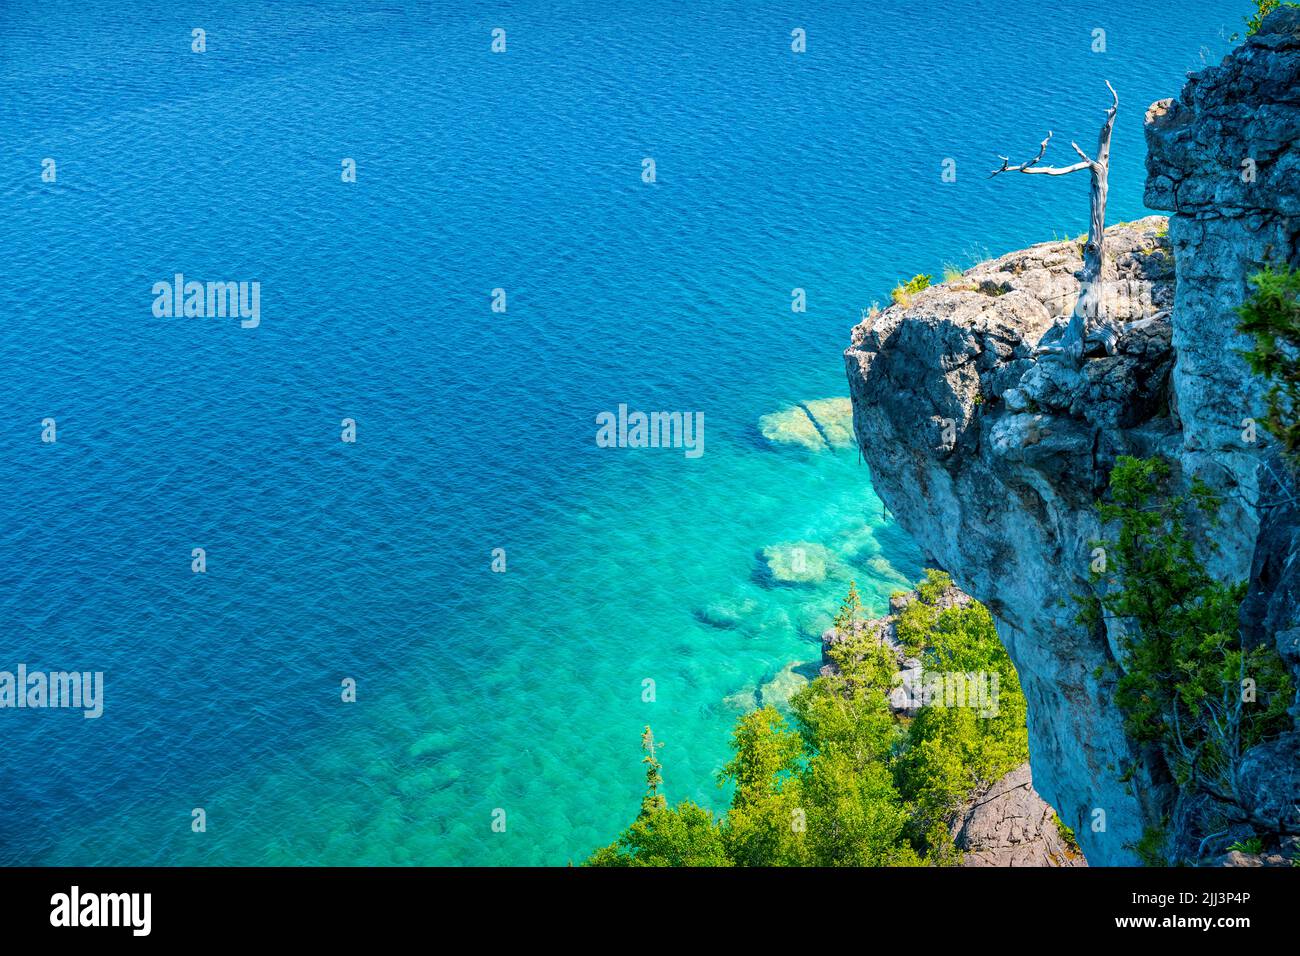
(1144, 9), (1300, 578)
(846, 220), (1177, 866)
(843, 13), (1299, 866)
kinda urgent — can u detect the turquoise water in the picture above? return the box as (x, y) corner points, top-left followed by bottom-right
(0, 1), (1246, 864)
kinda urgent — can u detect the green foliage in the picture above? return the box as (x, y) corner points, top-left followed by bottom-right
(1132, 825), (1169, 867)
(589, 573), (1030, 866)
(797, 752), (922, 866)
(916, 568), (952, 605)
(1090, 457), (1293, 842)
(891, 273), (932, 306)
(586, 723), (732, 866)
(894, 569), (950, 655)
(1093, 457), (1292, 758)
(1236, 264), (1300, 465)
(1227, 836), (1264, 854)
(894, 601), (1028, 840)
(1053, 813), (1082, 855)
(1242, 0), (1297, 36)
(586, 801), (731, 867)
(832, 579), (865, 638)
(823, 578), (901, 696)
(719, 708), (809, 865)
(638, 725), (666, 817)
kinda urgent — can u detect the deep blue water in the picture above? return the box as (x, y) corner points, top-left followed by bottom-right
(0, 0), (1247, 864)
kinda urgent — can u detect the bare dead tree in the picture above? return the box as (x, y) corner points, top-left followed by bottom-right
(992, 82), (1121, 366)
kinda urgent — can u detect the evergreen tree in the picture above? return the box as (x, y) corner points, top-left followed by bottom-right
(638, 725), (666, 818)
(833, 579), (865, 638)
(586, 724), (730, 867)
(1086, 456), (1292, 842)
(1237, 264), (1300, 465)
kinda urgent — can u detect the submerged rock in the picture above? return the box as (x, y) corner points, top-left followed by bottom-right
(759, 405), (823, 450)
(758, 541), (838, 586)
(694, 596), (760, 630)
(795, 601), (835, 642)
(802, 398), (855, 448)
(759, 397), (855, 451)
(757, 661), (815, 711)
(722, 683), (760, 713)
(723, 662), (818, 716)
(860, 555), (910, 589)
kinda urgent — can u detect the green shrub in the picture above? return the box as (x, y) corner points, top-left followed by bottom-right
(1090, 456), (1293, 831)
(1237, 264), (1300, 466)
(1243, 0), (1297, 36)
(1132, 825), (1169, 867)
(1053, 813), (1082, 855)
(891, 274), (932, 307)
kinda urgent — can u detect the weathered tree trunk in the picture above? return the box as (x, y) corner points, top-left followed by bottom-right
(992, 83), (1120, 366)
(1073, 95), (1118, 359)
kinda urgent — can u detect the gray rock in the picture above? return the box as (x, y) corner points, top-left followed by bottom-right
(1212, 848), (1291, 867)
(1240, 452), (1300, 696)
(1214, 850), (1266, 867)
(952, 763), (1088, 867)
(1236, 732), (1300, 832)
(1144, 8), (1300, 580)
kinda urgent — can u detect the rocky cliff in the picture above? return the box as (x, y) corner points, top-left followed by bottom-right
(951, 763), (1087, 867)
(843, 12), (1299, 866)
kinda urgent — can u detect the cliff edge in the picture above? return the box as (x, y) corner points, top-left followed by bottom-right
(844, 11), (1299, 865)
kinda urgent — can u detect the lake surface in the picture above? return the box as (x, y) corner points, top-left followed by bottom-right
(0, 0), (1246, 864)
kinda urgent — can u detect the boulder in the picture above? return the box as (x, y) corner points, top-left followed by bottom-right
(951, 763), (1088, 867)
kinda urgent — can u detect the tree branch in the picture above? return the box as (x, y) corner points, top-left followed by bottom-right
(990, 130), (1091, 178)
(1017, 161), (1093, 177)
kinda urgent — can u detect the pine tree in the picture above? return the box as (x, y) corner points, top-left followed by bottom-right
(638, 726), (666, 818)
(833, 579), (865, 638)
(1237, 264), (1300, 465)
